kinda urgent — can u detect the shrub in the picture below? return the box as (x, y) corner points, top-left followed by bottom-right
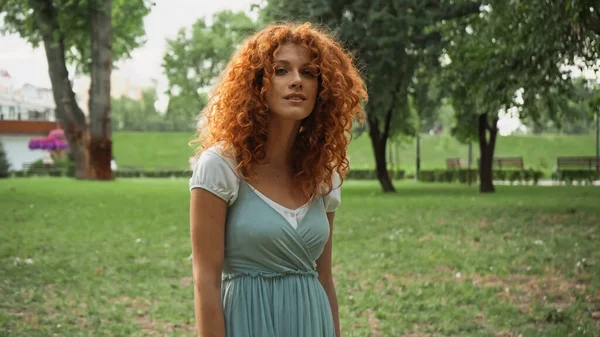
(0, 142), (10, 178)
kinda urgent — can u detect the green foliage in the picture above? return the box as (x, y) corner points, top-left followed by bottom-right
(263, 0), (481, 138)
(410, 69), (445, 133)
(111, 85), (201, 132)
(164, 92), (207, 132)
(522, 79), (600, 134)
(0, 0), (154, 74)
(2, 179), (600, 336)
(110, 87), (188, 131)
(556, 170), (600, 185)
(23, 157), (74, 177)
(0, 142), (10, 178)
(442, 0), (600, 139)
(162, 10), (258, 121)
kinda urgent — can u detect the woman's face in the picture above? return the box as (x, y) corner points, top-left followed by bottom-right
(264, 43), (319, 122)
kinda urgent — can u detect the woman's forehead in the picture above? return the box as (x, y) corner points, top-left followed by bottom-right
(273, 43), (313, 63)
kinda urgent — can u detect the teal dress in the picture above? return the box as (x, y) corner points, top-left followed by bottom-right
(220, 180), (335, 337)
(189, 147), (337, 337)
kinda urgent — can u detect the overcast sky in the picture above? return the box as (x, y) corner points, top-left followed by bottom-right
(0, 0), (259, 89)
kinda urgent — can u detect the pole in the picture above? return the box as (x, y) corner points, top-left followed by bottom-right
(416, 133), (421, 181)
(468, 139), (473, 186)
(596, 107), (600, 172)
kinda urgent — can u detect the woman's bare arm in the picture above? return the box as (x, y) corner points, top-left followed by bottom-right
(316, 211), (341, 337)
(190, 188), (228, 337)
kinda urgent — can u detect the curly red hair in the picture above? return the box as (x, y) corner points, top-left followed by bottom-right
(192, 22), (367, 198)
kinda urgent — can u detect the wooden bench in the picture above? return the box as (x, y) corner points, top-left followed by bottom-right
(22, 163), (53, 171)
(478, 157), (524, 170)
(446, 158), (462, 169)
(556, 156), (600, 171)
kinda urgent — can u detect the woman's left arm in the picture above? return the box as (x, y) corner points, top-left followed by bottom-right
(316, 211), (341, 337)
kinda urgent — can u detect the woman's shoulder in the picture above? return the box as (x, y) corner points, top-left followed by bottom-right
(189, 142), (240, 204)
(320, 170), (342, 213)
(198, 142), (239, 173)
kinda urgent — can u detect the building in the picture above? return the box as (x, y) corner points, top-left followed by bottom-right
(0, 70), (56, 121)
(0, 68), (150, 171)
(0, 70), (61, 170)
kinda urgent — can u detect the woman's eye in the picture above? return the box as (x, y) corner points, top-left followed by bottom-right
(303, 67), (320, 77)
(275, 68), (287, 75)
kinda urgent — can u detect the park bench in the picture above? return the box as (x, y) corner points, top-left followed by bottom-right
(22, 162), (54, 171)
(554, 156), (600, 184)
(556, 156), (600, 171)
(446, 158), (462, 169)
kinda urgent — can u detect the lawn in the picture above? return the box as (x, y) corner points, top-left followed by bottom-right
(1, 179), (599, 337)
(113, 132), (597, 175)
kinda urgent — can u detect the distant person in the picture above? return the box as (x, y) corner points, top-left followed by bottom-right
(42, 152), (54, 169)
(188, 23), (367, 337)
(110, 156), (117, 171)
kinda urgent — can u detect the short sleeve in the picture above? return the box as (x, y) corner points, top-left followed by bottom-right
(323, 171), (341, 213)
(189, 149), (239, 205)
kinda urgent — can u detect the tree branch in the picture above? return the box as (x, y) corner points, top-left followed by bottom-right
(382, 78), (404, 141)
(581, 8), (600, 35)
(490, 117), (499, 132)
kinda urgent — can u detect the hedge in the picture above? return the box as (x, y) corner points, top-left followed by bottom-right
(11, 167), (598, 185)
(554, 170), (600, 185)
(9, 168), (406, 181)
(418, 169), (545, 185)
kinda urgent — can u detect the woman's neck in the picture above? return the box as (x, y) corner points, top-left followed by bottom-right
(263, 117), (301, 168)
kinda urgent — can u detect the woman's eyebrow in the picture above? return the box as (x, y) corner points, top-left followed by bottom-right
(274, 60), (312, 67)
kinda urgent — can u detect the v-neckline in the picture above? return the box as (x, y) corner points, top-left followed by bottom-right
(243, 180), (313, 213)
(241, 180), (316, 229)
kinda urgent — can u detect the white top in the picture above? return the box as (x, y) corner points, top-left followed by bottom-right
(189, 145), (341, 229)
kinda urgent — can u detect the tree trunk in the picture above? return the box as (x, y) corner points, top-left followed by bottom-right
(478, 112), (498, 193)
(368, 108), (395, 193)
(89, 0), (114, 180)
(31, 0), (90, 179)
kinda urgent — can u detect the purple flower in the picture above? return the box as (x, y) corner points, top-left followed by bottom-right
(28, 136), (68, 151)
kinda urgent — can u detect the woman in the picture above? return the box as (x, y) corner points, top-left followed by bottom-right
(189, 22), (367, 337)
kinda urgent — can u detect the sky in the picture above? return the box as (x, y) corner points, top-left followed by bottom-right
(0, 0), (260, 110)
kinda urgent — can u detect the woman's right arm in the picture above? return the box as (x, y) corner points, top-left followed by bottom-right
(190, 188), (228, 337)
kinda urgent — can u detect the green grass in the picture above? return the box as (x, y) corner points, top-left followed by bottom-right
(113, 132), (597, 174)
(1, 179), (599, 336)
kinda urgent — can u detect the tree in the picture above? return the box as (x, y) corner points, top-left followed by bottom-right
(164, 92), (207, 132)
(0, 141), (10, 178)
(162, 10), (258, 126)
(0, 0), (152, 179)
(442, 1), (600, 192)
(410, 70), (444, 134)
(88, 0), (113, 179)
(520, 79), (599, 134)
(111, 87), (163, 131)
(264, 0), (481, 192)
